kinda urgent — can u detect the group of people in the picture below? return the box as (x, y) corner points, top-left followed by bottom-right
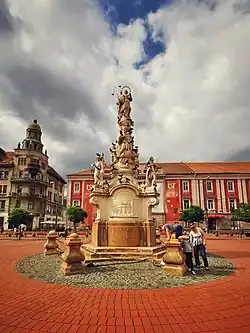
(162, 222), (209, 275)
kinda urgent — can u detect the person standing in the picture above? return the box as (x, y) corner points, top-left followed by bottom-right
(179, 232), (196, 275)
(189, 223), (209, 270)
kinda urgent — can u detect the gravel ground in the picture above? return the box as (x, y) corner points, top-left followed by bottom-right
(16, 253), (235, 290)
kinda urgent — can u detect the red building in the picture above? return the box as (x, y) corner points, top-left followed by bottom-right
(67, 162), (250, 229)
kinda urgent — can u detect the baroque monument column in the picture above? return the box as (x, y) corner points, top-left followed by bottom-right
(83, 86), (167, 260)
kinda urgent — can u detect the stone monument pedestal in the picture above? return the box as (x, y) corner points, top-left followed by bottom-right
(44, 231), (59, 255)
(83, 243), (167, 262)
(61, 233), (85, 275)
(162, 236), (187, 276)
(91, 219), (156, 248)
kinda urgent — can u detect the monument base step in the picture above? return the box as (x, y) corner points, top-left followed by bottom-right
(82, 243), (167, 262)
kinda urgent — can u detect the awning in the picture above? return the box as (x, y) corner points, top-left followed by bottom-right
(208, 214), (224, 218)
(40, 221), (65, 224)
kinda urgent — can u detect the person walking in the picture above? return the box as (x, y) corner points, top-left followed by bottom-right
(189, 223), (209, 270)
(179, 231), (196, 275)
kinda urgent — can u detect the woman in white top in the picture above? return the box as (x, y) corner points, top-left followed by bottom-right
(189, 222), (209, 269)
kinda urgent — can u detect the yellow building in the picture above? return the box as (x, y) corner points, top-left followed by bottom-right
(0, 119), (66, 230)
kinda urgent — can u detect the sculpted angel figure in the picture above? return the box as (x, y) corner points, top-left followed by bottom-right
(145, 156), (157, 188)
(92, 153), (105, 186)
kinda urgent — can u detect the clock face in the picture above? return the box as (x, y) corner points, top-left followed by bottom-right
(168, 182), (176, 190)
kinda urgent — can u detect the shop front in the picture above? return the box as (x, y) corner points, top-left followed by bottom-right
(207, 213), (231, 231)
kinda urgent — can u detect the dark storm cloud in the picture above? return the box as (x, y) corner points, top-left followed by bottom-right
(0, 0), (13, 34)
(2, 64), (106, 140)
(227, 148), (250, 162)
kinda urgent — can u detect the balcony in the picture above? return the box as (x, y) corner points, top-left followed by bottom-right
(11, 176), (50, 186)
(28, 209), (43, 216)
(11, 192), (46, 200)
(0, 207), (5, 211)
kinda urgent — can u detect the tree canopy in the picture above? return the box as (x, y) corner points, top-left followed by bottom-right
(179, 205), (205, 224)
(231, 203), (250, 223)
(67, 205), (88, 233)
(8, 208), (32, 228)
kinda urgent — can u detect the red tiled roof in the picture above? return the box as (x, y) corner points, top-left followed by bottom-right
(184, 162), (250, 174)
(68, 161), (250, 178)
(0, 151), (14, 165)
(158, 162), (193, 174)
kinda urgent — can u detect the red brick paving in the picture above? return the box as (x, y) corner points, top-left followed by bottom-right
(0, 239), (250, 332)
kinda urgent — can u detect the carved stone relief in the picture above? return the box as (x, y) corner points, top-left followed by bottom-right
(111, 189), (135, 217)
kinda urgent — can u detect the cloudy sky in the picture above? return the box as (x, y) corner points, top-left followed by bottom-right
(0, 0), (250, 176)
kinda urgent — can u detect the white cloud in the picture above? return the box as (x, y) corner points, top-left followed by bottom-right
(1, 0), (250, 176)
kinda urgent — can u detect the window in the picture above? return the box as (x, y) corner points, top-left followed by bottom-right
(31, 158), (39, 165)
(73, 200), (80, 206)
(17, 185), (22, 194)
(18, 157), (27, 166)
(207, 199), (214, 210)
(182, 181), (189, 192)
(54, 193), (57, 202)
(206, 181), (213, 192)
(0, 171), (8, 179)
(74, 183), (80, 193)
(0, 200), (5, 210)
(48, 191), (52, 201)
(0, 185), (8, 194)
(229, 199), (237, 211)
(227, 181), (234, 192)
(183, 199), (190, 209)
(28, 202), (34, 210)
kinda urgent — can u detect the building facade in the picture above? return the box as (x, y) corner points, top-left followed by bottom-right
(67, 162), (250, 229)
(0, 120), (67, 230)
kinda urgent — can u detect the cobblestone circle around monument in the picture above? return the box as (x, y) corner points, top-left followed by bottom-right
(16, 252), (235, 289)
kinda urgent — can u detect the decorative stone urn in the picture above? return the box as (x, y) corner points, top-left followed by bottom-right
(61, 233), (85, 276)
(162, 234), (187, 276)
(44, 231), (59, 255)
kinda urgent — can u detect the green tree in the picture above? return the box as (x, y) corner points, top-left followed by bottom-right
(231, 203), (250, 223)
(8, 208), (33, 229)
(179, 205), (205, 225)
(67, 206), (88, 233)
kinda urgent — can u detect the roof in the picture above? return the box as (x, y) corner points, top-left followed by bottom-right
(158, 162), (193, 174)
(67, 161), (250, 178)
(27, 119), (41, 132)
(184, 162), (250, 174)
(48, 166), (67, 184)
(0, 151), (14, 165)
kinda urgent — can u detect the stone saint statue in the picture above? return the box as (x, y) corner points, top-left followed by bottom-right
(92, 153), (105, 186)
(118, 87), (133, 119)
(145, 156), (157, 188)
